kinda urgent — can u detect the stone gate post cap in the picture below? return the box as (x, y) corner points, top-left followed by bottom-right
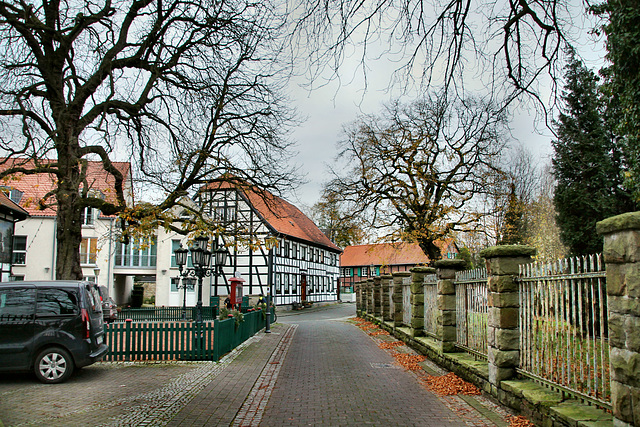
(410, 266), (436, 273)
(479, 245), (536, 259)
(596, 211), (640, 235)
(433, 259), (467, 270)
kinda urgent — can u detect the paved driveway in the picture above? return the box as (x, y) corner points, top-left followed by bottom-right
(0, 361), (214, 427)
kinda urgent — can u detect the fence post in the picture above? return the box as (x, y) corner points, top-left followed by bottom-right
(434, 260), (466, 352)
(373, 276), (382, 318)
(125, 318), (133, 362)
(381, 275), (393, 321)
(479, 245), (535, 393)
(354, 281), (362, 315)
(409, 267), (432, 338)
(597, 212), (640, 426)
(392, 272), (410, 328)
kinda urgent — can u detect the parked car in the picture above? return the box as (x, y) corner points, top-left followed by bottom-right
(98, 285), (118, 324)
(0, 281), (109, 384)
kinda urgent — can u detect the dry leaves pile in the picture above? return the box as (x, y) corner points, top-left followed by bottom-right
(378, 341), (404, 350)
(393, 353), (427, 371)
(508, 415), (534, 427)
(369, 330), (390, 336)
(423, 372), (481, 396)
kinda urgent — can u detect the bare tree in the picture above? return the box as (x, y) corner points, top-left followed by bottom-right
(0, 0), (298, 279)
(292, 0), (586, 114)
(325, 93), (508, 262)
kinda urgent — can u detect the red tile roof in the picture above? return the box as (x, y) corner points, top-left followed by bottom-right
(340, 241), (455, 267)
(0, 159), (131, 216)
(203, 181), (341, 252)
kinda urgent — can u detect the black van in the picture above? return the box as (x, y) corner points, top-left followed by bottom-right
(0, 281), (109, 383)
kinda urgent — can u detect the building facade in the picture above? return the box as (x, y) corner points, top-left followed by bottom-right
(339, 241), (459, 293)
(5, 165), (340, 308)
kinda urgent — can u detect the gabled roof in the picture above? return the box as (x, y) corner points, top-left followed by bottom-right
(0, 191), (28, 220)
(202, 181), (341, 252)
(340, 241), (455, 267)
(0, 159), (131, 216)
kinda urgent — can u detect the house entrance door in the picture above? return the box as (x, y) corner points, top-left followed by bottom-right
(301, 273), (307, 301)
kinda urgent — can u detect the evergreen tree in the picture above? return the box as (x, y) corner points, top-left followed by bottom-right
(552, 52), (633, 256)
(499, 182), (526, 245)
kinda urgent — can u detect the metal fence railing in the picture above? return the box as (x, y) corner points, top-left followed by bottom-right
(117, 306), (218, 322)
(455, 267), (488, 358)
(388, 280), (394, 318)
(518, 254), (610, 408)
(423, 273), (438, 338)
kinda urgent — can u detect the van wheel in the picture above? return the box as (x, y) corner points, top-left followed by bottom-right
(34, 347), (74, 384)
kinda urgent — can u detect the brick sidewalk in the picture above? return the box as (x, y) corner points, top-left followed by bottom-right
(166, 323), (291, 427)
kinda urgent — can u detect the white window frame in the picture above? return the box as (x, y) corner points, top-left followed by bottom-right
(12, 235), (27, 265)
(80, 237), (98, 265)
(81, 206), (96, 226)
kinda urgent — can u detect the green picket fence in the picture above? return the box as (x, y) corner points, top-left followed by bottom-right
(103, 310), (268, 362)
(117, 306), (218, 322)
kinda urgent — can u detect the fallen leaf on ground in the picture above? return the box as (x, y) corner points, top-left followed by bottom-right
(378, 341), (404, 349)
(393, 353), (427, 370)
(508, 415), (534, 427)
(423, 372), (481, 396)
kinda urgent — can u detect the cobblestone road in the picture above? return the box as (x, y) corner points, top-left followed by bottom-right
(0, 303), (515, 427)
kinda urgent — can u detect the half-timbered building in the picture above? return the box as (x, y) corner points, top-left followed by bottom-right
(196, 182), (342, 306)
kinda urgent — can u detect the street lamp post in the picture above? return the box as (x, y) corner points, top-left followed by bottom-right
(174, 236), (229, 324)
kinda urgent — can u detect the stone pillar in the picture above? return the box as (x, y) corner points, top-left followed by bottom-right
(355, 281), (362, 314)
(597, 212), (640, 426)
(434, 259), (466, 352)
(392, 272), (410, 328)
(373, 276), (382, 318)
(479, 245), (535, 391)
(409, 267), (433, 338)
(367, 278), (373, 316)
(381, 275), (393, 321)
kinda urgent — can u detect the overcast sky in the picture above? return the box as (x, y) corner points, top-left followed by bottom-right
(283, 15), (608, 211)
(285, 60), (558, 210)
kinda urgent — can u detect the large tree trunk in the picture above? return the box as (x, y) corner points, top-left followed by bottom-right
(418, 239), (442, 266)
(55, 150), (83, 280)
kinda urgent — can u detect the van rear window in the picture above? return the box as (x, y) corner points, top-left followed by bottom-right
(85, 284), (103, 313)
(36, 288), (78, 316)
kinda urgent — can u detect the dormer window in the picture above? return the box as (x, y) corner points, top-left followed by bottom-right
(0, 187), (23, 204)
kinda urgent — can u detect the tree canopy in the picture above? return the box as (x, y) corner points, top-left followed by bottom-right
(325, 93), (507, 262)
(0, 0), (297, 278)
(552, 51), (633, 255)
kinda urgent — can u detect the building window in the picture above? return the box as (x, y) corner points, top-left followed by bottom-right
(361, 266), (369, 277)
(8, 189), (23, 204)
(12, 236), (27, 264)
(284, 273), (289, 294)
(284, 241), (290, 258)
(301, 245), (307, 260)
(9, 275), (24, 281)
(292, 243), (298, 259)
(81, 206), (96, 226)
(116, 237), (157, 268)
(171, 277), (195, 292)
(171, 240), (192, 268)
(80, 237), (98, 265)
(275, 273), (282, 293)
(291, 274), (297, 294)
